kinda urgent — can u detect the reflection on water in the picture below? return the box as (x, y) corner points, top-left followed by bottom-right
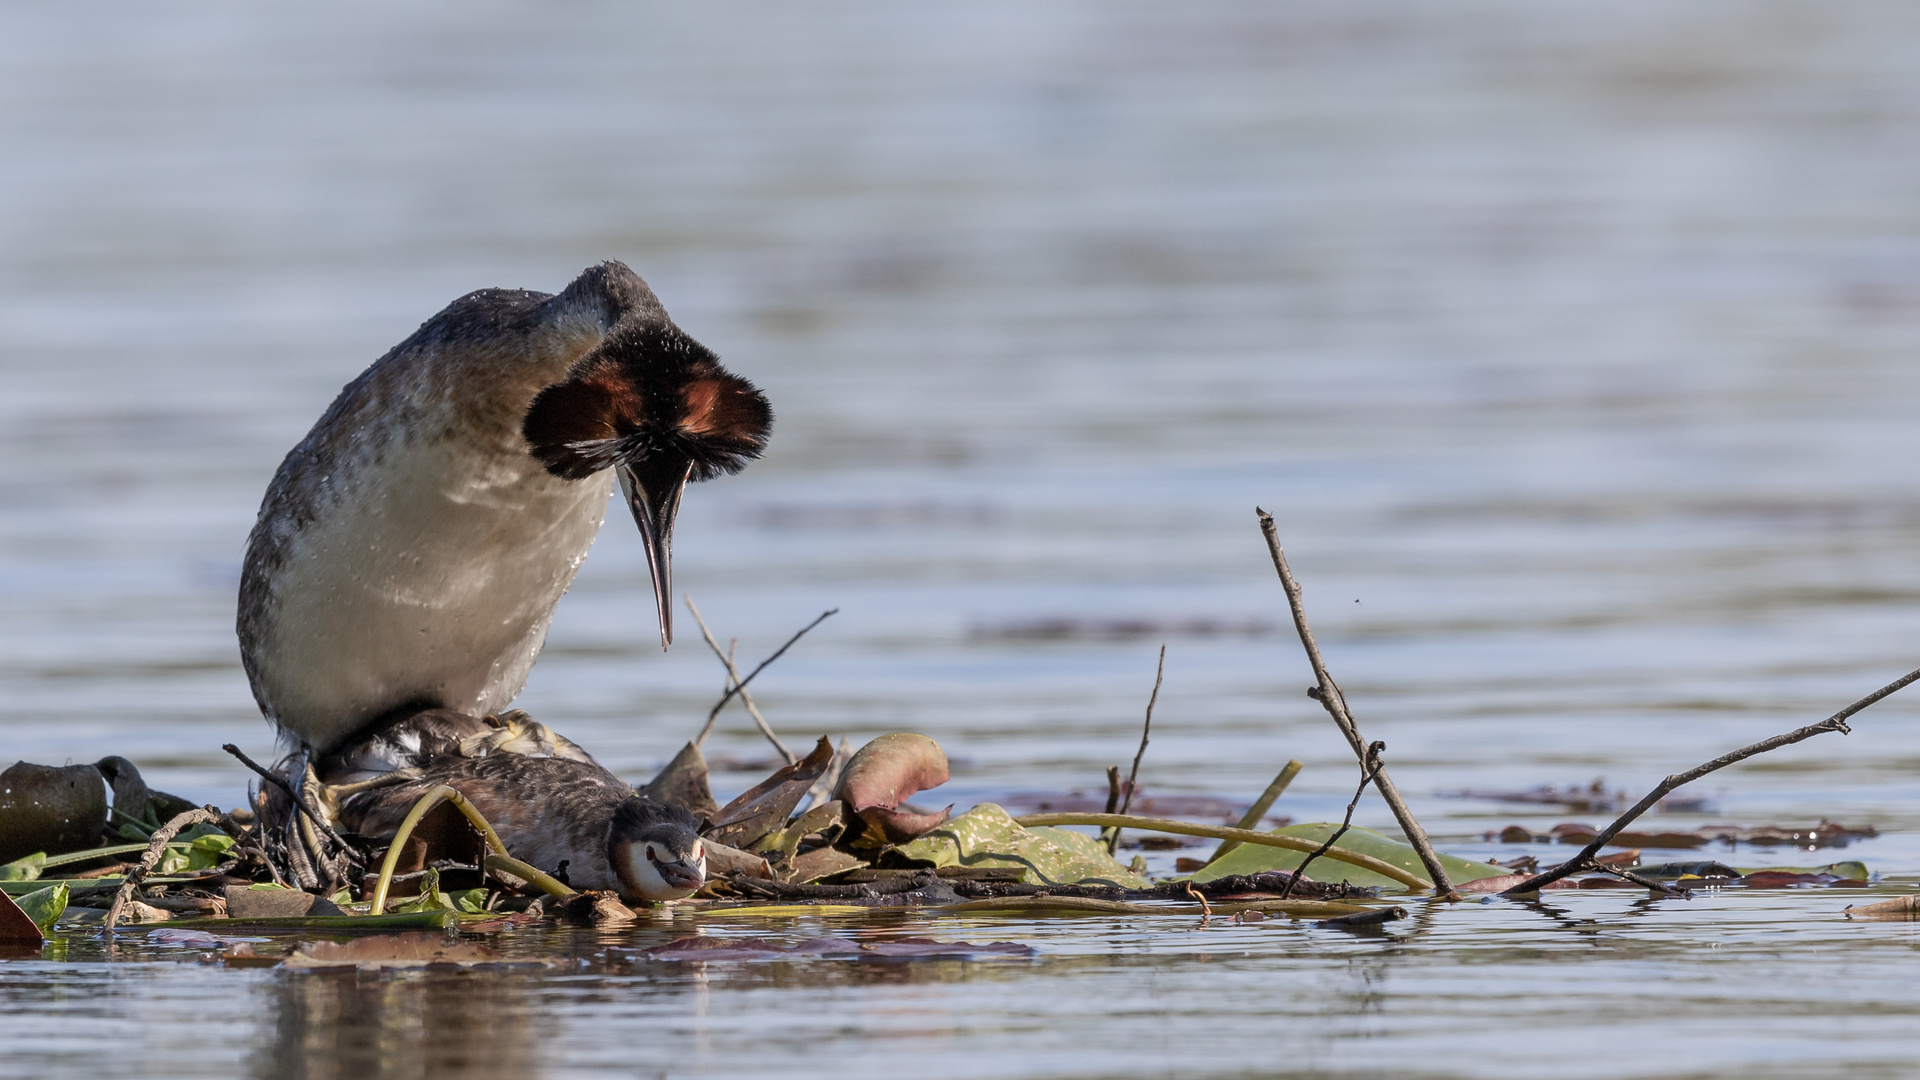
(6, 0), (1920, 1075)
(14, 895), (1920, 1079)
(260, 971), (543, 1080)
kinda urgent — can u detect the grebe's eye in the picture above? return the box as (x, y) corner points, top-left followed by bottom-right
(645, 844), (658, 863)
(692, 842), (704, 861)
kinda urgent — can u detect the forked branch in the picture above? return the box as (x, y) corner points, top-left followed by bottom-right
(1504, 664), (1920, 894)
(1257, 508), (1455, 895)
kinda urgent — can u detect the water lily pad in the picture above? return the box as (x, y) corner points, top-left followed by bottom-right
(0, 853), (45, 882)
(1192, 824), (1509, 890)
(14, 884), (68, 932)
(895, 804), (1151, 889)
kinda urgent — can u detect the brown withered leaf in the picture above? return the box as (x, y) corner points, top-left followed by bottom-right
(786, 845), (867, 884)
(0, 890), (43, 945)
(639, 742), (722, 823)
(704, 737), (835, 849)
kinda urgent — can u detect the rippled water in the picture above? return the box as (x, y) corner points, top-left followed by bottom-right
(6, 1), (1920, 1076)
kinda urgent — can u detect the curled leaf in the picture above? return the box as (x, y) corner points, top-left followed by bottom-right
(704, 737), (834, 849)
(834, 734), (949, 813)
(854, 804), (954, 846)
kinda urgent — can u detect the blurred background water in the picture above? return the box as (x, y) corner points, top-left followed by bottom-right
(6, 2), (1920, 1076)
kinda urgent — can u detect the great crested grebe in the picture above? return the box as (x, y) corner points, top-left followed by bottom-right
(237, 262), (772, 754)
(322, 709), (707, 902)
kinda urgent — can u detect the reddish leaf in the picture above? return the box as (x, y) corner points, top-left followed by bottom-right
(835, 734), (949, 812)
(854, 804), (954, 845)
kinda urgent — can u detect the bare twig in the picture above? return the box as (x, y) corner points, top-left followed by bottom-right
(1282, 742), (1384, 900)
(687, 598), (836, 763)
(1257, 509), (1454, 895)
(221, 744), (356, 857)
(1504, 665), (1920, 894)
(1206, 760), (1304, 865)
(1107, 647), (1166, 854)
(685, 597), (798, 765)
(1120, 646), (1164, 818)
(104, 806), (221, 934)
(1584, 859), (1691, 898)
(1098, 765), (1123, 851)
(690, 600), (837, 747)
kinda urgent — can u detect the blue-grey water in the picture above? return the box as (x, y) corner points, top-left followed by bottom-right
(5, 2), (1920, 1076)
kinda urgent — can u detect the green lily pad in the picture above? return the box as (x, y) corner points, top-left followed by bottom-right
(1735, 861), (1870, 880)
(1192, 824), (1510, 890)
(0, 853), (45, 882)
(15, 883), (68, 931)
(895, 804), (1152, 889)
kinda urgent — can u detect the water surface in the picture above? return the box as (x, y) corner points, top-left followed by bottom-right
(4, 1), (1920, 1075)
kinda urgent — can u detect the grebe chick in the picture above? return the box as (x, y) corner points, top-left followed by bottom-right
(326, 711), (706, 902)
(238, 261), (772, 754)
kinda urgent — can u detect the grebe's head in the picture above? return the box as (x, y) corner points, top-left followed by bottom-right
(522, 317), (772, 650)
(607, 796), (707, 902)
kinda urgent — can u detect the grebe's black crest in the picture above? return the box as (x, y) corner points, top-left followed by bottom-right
(521, 321), (773, 483)
(608, 795), (701, 843)
(521, 317), (772, 649)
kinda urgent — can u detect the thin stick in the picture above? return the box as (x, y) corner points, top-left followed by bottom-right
(1012, 812), (1430, 889)
(1120, 646), (1163, 818)
(1585, 860), (1690, 898)
(690, 601), (837, 746)
(1504, 665), (1920, 894)
(1282, 742), (1384, 900)
(683, 595), (794, 764)
(222, 744), (357, 857)
(1107, 646), (1165, 854)
(683, 591), (825, 760)
(1257, 509), (1454, 895)
(1206, 760), (1304, 865)
(103, 807), (220, 934)
(1098, 765), (1123, 852)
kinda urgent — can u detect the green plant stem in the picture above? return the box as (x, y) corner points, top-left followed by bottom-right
(1012, 812), (1431, 889)
(1205, 760), (1304, 865)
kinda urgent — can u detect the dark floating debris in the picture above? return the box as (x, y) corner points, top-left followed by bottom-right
(1486, 821), (1879, 850)
(1441, 781), (1710, 815)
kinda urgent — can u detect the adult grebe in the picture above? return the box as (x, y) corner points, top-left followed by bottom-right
(322, 709), (708, 902)
(237, 262), (772, 754)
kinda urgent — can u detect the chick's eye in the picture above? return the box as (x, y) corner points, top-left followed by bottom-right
(645, 844), (658, 863)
